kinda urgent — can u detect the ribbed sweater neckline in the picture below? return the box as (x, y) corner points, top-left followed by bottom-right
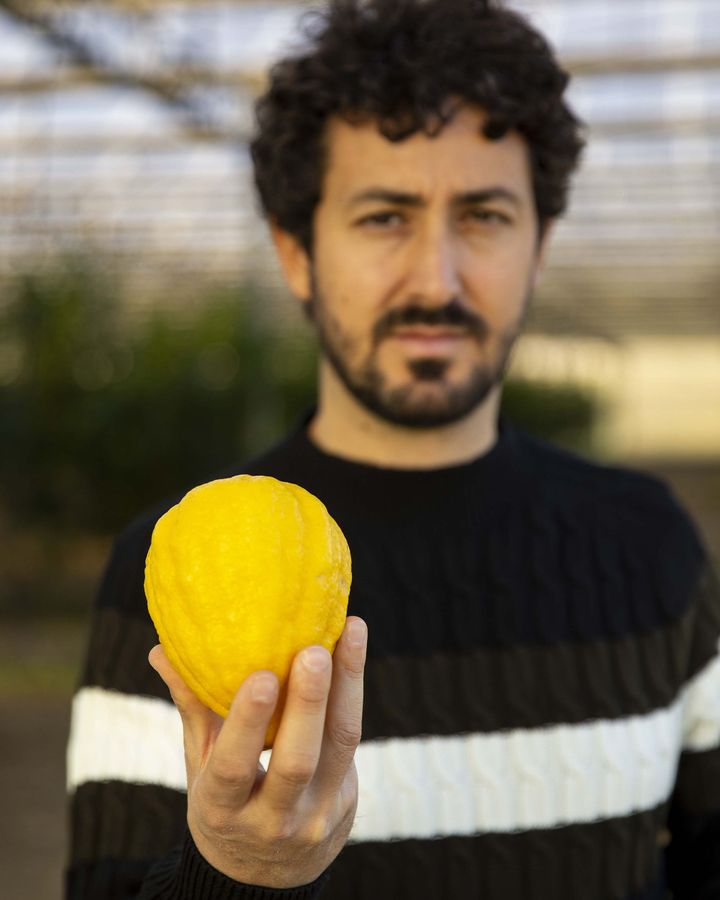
(261, 411), (533, 522)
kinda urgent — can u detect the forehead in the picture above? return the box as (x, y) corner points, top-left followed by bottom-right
(320, 105), (534, 203)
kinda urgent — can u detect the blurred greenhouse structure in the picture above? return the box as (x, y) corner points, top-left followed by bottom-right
(1, 0), (719, 465)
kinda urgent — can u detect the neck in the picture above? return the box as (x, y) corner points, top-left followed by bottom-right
(308, 359), (501, 469)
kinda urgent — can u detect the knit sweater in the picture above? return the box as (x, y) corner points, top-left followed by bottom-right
(65, 417), (720, 900)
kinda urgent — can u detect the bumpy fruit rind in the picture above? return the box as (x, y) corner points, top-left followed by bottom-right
(145, 474), (351, 746)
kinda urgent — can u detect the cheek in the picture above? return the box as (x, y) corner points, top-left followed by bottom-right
(468, 254), (535, 320)
(315, 253), (395, 325)
(312, 271), (379, 346)
(317, 224), (406, 307)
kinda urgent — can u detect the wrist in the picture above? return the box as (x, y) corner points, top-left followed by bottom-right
(182, 828), (330, 898)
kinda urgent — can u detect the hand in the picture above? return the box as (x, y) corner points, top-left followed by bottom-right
(148, 616), (367, 889)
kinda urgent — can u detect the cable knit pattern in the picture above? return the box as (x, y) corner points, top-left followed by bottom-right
(66, 419), (720, 900)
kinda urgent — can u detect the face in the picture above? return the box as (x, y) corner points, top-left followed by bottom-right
(277, 105), (551, 428)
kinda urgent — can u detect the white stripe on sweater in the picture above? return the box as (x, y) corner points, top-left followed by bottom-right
(67, 650), (720, 840)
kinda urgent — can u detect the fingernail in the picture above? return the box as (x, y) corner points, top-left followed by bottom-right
(347, 619), (367, 648)
(302, 646), (330, 672)
(250, 674), (277, 702)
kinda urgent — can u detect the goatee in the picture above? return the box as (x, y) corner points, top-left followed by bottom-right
(307, 289), (527, 428)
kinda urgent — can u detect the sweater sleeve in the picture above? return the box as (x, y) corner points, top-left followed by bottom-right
(65, 513), (329, 900)
(136, 831), (328, 900)
(665, 561), (720, 900)
(67, 834), (327, 900)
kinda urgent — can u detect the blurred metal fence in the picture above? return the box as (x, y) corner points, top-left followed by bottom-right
(0, 0), (718, 324)
(1, 0), (719, 456)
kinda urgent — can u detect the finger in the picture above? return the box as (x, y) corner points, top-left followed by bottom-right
(314, 617), (366, 798)
(148, 644), (220, 766)
(200, 670), (279, 810)
(262, 645), (332, 811)
(149, 644), (217, 722)
(149, 645), (198, 709)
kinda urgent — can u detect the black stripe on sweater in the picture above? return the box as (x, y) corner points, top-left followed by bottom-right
(70, 780), (187, 865)
(78, 564), (717, 739)
(328, 805), (668, 900)
(69, 778), (668, 900)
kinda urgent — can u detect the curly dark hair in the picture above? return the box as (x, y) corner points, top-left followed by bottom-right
(251, 0), (585, 253)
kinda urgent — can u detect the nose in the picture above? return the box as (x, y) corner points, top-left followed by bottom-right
(405, 225), (462, 306)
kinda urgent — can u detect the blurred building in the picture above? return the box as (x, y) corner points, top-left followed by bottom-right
(1, 0), (718, 459)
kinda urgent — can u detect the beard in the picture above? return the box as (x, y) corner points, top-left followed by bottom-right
(306, 280), (530, 429)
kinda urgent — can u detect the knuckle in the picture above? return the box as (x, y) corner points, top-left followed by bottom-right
(296, 678), (330, 705)
(304, 813), (334, 846)
(212, 763), (256, 792)
(328, 719), (362, 752)
(346, 661), (365, 678)
(278, 764), (314, 789)
(340, 652), (366, 677)
(201, 803), (232, 835)
(267, 811), (332, 849)
(276, 752), (317, 788)
(266, 811), (299, 844)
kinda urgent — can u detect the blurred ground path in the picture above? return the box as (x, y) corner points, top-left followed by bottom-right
(0, 464), (717, 900)
(0, 621), (86, 900)
(0, 696), (72, 900)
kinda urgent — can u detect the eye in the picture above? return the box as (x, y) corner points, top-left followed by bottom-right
(465, 208), (512, 225)
(356, 210), (405, 228)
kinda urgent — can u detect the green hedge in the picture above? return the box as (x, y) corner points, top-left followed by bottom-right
(1, 259), (597, 535)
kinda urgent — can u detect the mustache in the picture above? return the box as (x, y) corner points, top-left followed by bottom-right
(373, 299), (489, 344)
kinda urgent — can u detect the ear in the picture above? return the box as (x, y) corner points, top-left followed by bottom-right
(270, 224), (312, 302)
(532, 219), (555, 289)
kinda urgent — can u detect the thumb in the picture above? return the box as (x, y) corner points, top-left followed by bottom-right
(149, 644), (220, 769)
(149, 644), (200, 711)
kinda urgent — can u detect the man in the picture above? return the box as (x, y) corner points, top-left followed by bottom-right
(66, 1), (720, 898)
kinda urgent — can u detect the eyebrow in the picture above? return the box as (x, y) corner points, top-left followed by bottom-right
(346, 186), (522, 209)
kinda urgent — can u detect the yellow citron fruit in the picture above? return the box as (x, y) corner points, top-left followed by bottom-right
(144, 474), (351, 746)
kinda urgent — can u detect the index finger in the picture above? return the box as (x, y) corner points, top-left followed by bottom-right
(200, 670), (279, 810)
(261, 644), (333, 812)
